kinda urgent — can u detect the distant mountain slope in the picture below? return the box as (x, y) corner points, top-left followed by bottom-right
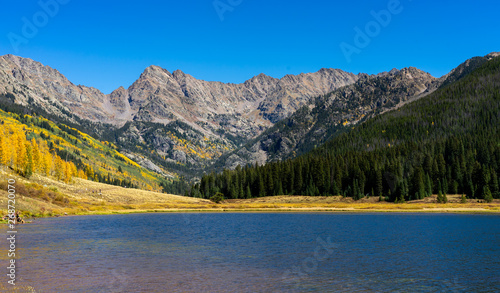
(0, 55), (115, 123)
(215, 52), (500, 170)
(0, 105), (186, 194)
(437, 52), (499, 89)
(109, 65), (358, 139)
(0, 54), (358, 172)
(2, 52), (497, 187)
(191, 55), (500, 202)
(217, 67), (437, 169)
(0, 54), (357, 139)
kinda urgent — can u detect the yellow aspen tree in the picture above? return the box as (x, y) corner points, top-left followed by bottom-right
(86, 165), (94, 179)
(15, 130), (26, 171)
(0, 133), (4, 167)
(77, 169), (87, 179)
(43, 152), (53, 176)
(24, 142), (34, 178)
(70, 162), (77, 178)
(38, 140), (51, 175)
(4, 133), (13, 167)
(31, 138), (41, 172)
(7, 129), (17, 169)
(54, 154), (63, 180)
(63, 161), (71, 183)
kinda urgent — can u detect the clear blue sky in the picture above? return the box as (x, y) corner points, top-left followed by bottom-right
(1, 0), (498, 94)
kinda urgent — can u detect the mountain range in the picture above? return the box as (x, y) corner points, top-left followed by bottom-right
(191, 52), (500, 201)
(1, 52), (498, 182)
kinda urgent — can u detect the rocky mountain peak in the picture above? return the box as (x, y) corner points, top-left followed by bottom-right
(486, 52), (500, 59)
(139, 65), (172, 79)
(172, 69), (186, 77)
(1, 55), (359, 153)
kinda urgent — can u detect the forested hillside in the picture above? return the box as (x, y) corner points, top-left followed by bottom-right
(213, 67), (436, 170)
(0, 105), (188, 194)
(191, 56), (500, 202)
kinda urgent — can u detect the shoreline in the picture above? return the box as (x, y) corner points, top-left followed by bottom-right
(20, 206), (500, 220)
(2, 172), (499, 221)
(2, 205), (499, 225)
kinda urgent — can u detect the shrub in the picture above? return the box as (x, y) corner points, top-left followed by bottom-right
(210, 192), (225, 204)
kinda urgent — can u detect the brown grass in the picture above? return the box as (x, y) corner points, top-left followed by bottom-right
(1, 167), (499, 218)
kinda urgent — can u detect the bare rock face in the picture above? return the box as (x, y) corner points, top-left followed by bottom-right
(108, 86), (133, 121)
(0, 53), (495, 172)
(217, 67), (438, 169)
(486, 52), (500, 59)
(257, 68), (360, 123)
(0, 54), (117, 123)
(119, 65), (359, 141)
(0, 54), (358, 142)
(0, 54), (360, 171)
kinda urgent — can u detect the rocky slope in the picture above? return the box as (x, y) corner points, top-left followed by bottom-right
(0, 54), (358, 173)
(108, 65), (358, 140)
(1, 52), (496, 177)
(0, 54), (115, 123)
(216, 67), (438, 169)
(214, 53), (500, 170)
(0, 54), (358, 139)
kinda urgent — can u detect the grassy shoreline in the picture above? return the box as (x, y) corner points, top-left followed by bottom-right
(3, 207), (497, 225)
(1, 169), (499, 221)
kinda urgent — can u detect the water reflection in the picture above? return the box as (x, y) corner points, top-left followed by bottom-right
(1, 213), (499, 292)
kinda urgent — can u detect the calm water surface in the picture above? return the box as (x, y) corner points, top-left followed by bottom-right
(2, 213), (500, 292)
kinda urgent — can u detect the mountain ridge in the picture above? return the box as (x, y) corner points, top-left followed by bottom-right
(0, 54), (358, 139)
(190, 55), (500, 202)
(1, 52), (497, 181)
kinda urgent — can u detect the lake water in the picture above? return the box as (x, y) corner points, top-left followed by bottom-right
(2, 213), (500, 292)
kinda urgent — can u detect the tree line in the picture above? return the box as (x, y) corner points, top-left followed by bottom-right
(189, 57), (500, 202)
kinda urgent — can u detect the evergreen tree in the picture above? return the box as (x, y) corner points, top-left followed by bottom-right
(437, 189), (443, 203)
(425, 173), (433, 197)
(258, 174), (266, 197)
(483, 185), (493, 203)
(246, 185), (252, 199)
(375, 169), (383, 198)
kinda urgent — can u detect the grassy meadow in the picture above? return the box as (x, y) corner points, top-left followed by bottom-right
(1, 167), (499, 222)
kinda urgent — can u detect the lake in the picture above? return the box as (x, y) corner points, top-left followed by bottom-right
(3, 213), (500, 292)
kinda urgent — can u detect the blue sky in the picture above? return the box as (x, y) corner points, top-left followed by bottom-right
(1, 0), (499, 94)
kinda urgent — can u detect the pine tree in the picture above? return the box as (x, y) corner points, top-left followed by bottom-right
(332, 180), (339, 196)
(442, 177), (448, 195)
(490, 168), (499, 199)
(266, 171), (274, 197)
(483, 185), (493, 203)
(294, 163), (303, 194)
(258, 174), (265, 197)
(376, 169), (383, 198)
(276, 181), (284, 196)
(353, 179), (360, 200)
(246, 185), (252, 199)
(437, 189), (443, 203)
(425, 173), (433, 197)
(397, 180), (406, 203)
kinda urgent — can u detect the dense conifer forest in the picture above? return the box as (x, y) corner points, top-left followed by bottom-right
(190, 57), (500, 202)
